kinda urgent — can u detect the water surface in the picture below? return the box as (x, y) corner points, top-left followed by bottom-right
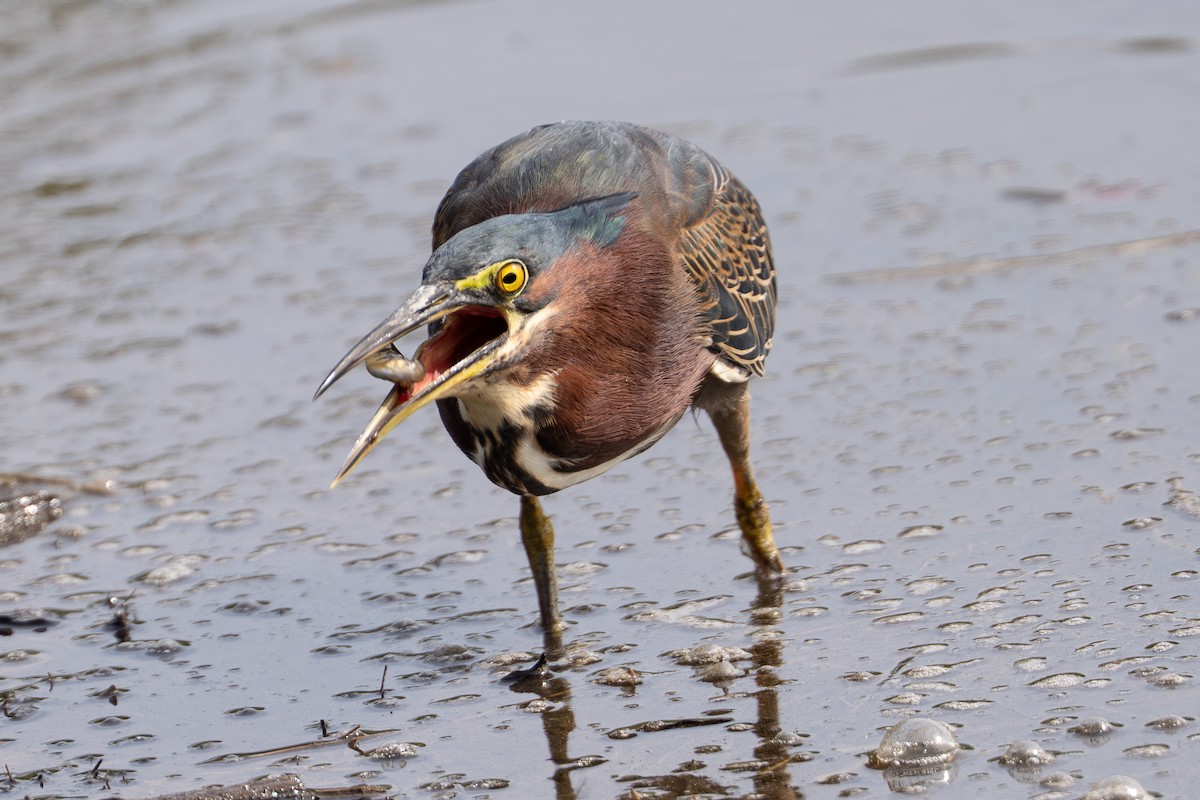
(1, 1), (1197, 797)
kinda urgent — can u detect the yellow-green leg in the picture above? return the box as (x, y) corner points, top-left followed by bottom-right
(520, 495), (566, 633)
(709, 390), (783, 574)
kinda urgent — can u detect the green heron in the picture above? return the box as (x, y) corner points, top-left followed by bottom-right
(314, 120), (781, 633)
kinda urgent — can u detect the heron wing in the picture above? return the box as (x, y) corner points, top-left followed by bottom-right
(676, 159), (777, 377)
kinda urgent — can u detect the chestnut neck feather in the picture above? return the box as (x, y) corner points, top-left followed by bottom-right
(503, 218), (712, 468)
(436, 215), (713, 493)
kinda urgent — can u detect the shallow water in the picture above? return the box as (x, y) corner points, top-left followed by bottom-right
(2, 1), (1198, 798)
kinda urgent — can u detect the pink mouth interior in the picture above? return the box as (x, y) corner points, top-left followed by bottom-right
(393, 307), (508, 405)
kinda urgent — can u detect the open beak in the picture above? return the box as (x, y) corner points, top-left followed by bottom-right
(313, 281), (509, 487)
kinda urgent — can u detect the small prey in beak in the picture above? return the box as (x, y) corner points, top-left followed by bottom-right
(365, 345), (426, 386)
(313, 280), (510, 487)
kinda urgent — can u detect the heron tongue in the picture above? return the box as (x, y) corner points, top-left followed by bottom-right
(417, 309), (506, 372)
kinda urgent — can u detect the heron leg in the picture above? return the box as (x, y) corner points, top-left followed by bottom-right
(709, 390), (783, 575)
(520, 495), (566, 634)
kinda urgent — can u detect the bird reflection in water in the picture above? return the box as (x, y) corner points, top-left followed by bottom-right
(506, 572), (799, 800)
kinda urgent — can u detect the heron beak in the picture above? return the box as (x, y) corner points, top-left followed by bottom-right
(313, 282), (509, 487)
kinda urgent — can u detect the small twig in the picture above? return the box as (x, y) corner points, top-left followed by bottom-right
(0, 471), (114, 495)
(881, 655), (914, 685)
(311, 785), (392, 798)
(378, 665), (388, 699)
(197, 724), (401, 764)
(320, 719), (329, 737)
(756, 754), (802, 776)
(91, 758), (103, 778)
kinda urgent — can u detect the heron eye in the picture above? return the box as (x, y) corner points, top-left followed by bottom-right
(493, 259), (527, 296)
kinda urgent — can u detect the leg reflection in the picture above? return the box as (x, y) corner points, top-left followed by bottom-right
(748, 571), (801, 799)
(508, 664), (577, 800)
(506, 548), (796, 798)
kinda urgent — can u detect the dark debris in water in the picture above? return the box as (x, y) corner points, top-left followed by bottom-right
(1117, 36), (1193, 53)
(1163, 477), (1200, 519)
(616, 771), (734, 797)
(32, 177), (92, 197)
(0, 607), (62, 634)
(142, 772), (392, 799)
(419, 774), (511, 793)
(1109, 427), (1165, 440)
(0, 470), (116, 496)
(197, 724), (409, 765)
(607, 715), (734, 740)
(500, 651), (548, 687)
(844, 42), (1016, 76)
(999, 186), (1067, 204)
(0, 490), (62, 546)
(0, 472), (117, 546)
(105, 593), (138, 643)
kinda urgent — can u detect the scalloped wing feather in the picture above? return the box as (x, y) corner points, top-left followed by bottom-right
(678, 161), (776, 377)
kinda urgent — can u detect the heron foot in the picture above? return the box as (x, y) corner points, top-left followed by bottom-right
(735, 489), (783, 575)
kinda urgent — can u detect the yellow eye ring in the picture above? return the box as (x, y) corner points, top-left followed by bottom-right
(493, 259), (527, 296)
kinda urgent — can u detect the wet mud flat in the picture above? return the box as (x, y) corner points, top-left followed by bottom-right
(2, 1), (1199, 798)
